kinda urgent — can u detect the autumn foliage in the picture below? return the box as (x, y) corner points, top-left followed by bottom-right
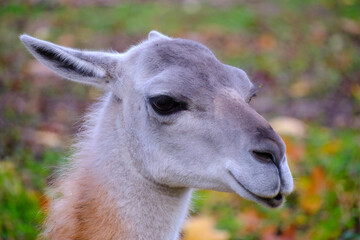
(1, 0), (359, 239)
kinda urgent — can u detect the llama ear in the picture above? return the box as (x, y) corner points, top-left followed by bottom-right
(20, 34), (120, 89)
(148, 31), (171, 41)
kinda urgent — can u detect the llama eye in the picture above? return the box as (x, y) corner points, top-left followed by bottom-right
(149, 95), (187, 115)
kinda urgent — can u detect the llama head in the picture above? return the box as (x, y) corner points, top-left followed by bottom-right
(20, 31), (293, 208)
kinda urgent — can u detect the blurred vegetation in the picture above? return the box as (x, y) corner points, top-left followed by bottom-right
(0, 0), (359, 239)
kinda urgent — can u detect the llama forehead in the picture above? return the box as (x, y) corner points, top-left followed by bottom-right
(135, 38), (254, 101)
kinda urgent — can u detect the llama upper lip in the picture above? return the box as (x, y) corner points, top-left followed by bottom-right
(228, 170), (283, 207)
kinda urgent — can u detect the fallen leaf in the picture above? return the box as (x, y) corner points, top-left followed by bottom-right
(261, 225), (296, 240)
(299, 193), (323, 214)
(289, 81), (312, 98)
(282, 136), (305, 161)
(320, 139), (342, 155)
(297, 166), (327, 214)
(310, 22), (327, 45)
(341, 18), (360, 35)
(182, 216), (230, 240)
(270, 117), (306, 138)
(237, 208), (262, 232)
(311, 167), (327, 193)
(258, 33), (277, 51)
(34, 130), (62, 148)
(351, 84), (360, 100)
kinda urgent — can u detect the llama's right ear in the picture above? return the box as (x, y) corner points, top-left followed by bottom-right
(20, 34), (120, 89)
(148, 31), (171, 41)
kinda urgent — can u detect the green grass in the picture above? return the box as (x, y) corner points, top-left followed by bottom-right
(0, 149), (62, 239)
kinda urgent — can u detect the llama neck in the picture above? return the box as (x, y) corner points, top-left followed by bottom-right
(73, 93), (193, 240)
(94, 162), (193, 240)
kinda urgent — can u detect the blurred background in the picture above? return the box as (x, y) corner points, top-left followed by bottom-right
(0, 0), (359, 239)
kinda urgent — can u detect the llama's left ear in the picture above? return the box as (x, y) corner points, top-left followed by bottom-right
(20, 34), (120, 89)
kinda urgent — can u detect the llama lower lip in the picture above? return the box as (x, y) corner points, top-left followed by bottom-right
(264, 193), (284, 207)
(228, 170), (284, 207)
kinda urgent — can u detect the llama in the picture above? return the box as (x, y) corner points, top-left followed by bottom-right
(20, 31), (293, 240)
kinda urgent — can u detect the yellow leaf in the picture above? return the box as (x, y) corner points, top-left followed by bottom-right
(295, 214), (307, 225)
(296, 167), (327, 214)
(289, 80), (312, 98)
(320, 139), (342, 155)
(182, 216), (230, 240)
(299, 193), (323, 214)
(351, 84), (360, 100)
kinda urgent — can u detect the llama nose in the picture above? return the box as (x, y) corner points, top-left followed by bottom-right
(251, 127), (286, 167)
(251, 150), (276, 165)
(251, 145), (284, 167)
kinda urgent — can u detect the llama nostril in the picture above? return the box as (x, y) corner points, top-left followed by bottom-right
(274, 193), (282, 200)
(251, 150), (275, 164)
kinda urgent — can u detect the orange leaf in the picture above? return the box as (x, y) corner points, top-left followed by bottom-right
(311, 166), (327, 194)
(282, 136), (305, 162)
(237, 208), (262, 232)
(299, 193), (323, 214)
(261, 225), (296, 240)
(296, 167), (327, 214)
(258, 34), (277, 51)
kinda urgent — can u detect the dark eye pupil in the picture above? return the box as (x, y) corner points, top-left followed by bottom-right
(152, 96), (175, 111)
(149, 95), (187, 115)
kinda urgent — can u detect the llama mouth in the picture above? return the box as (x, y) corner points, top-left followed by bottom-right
(228, 170), (284, 208)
